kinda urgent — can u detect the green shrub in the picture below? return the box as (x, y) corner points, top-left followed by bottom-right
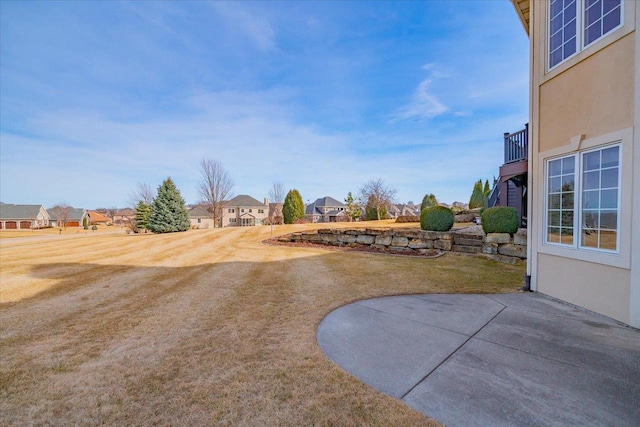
(421, 206), (454, 231)
(481, 206), (519, 234)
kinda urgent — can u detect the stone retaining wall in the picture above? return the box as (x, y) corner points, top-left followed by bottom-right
(277, 228), (527, 263)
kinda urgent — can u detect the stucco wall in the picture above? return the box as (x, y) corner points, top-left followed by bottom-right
(539, 33), (635, 152)
(537, 254), (630, 324)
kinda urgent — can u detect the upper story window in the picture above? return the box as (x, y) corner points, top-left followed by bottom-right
(548, 0), (622, 69)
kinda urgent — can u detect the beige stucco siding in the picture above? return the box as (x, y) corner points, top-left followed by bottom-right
(539, 34), (635, 152)
(537, 254), (630, 324)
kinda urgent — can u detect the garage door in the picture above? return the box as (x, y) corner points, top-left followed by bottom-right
(20, 221), (31, 229)
(67, 221), (80, 227)
(5, 221), (17, 229)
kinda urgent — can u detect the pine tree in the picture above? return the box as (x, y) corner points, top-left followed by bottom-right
(283, 189), (305, 224)
(469, 179), (486, 209)
(147, 177), (191, 233)
(483, 179), (491, 197)
(344, 192), (361, 222)
(420, 193), (438, 212)
(135, 201), (152, 232)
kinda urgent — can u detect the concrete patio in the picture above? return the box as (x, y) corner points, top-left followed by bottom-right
(317, 293), (640, 426)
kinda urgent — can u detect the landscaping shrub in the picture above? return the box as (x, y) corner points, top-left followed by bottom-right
(420, 206), (454, 231)
(481, 206), (519, 235)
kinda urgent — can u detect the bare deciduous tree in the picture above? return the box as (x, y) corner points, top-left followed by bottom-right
(128, 182), (154, 207)
(50, 203), (72, 228)
(198, 158), (234, 228)
(268, 181), (285, 225)
(358, 178), (397, 221)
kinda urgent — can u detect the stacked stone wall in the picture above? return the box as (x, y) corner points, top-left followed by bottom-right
(277, 228), (527, 263)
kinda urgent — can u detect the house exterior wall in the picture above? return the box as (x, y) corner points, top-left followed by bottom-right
(526, 0), (639, 327)
(190, 217), (215, 229)
(221, 205), (268, 227)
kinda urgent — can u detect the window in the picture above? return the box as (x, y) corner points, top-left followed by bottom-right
(229, 218), (237, 223)
(546, 156), (575, 245)
(241, 209), (245, 213)
(584, 0), (622, 46)
(548, 0), (622, 69)
(249, 209), (252, 213)
(197, 218), (201, 224)
(228, 209), (235, 213)
(258, 209), (264, 214)
(581, 146), (619, 250)
(545, 144), (620, 252)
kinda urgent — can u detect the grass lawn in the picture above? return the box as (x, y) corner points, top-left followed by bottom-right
(0, 221), (524, 426)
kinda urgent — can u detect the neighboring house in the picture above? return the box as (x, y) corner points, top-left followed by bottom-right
(48, 207), (87, 227)
(0, 204), (50, 229)
(222, 195), (268, 227)
(389, 204), (419, 218)
(188, 205), (215, 229)
(87, 211), (111, 225)
(305, 197), (348, 223)
(510, 0), (639, 328)
(113, 208), (136, 225)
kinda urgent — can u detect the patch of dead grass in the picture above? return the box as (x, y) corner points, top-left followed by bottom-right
(0, 222), (524, 426)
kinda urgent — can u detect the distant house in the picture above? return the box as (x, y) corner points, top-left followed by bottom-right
(112, 208), (136, 225)
(391, 204), (419, 218)
(0, 204), (50, 229)
(188, 205), (215, 229)
(48, 207), (87, 228)
(222, 195), (268, 227)
(87, 211), (111, 225)
(305, 197), (348, 223)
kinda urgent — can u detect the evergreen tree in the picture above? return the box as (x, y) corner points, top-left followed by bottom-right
(344, 192), (361, 222)
(147, 177), (191, 233)
(420, 193), (438, 212)
(135, 201), (152, 232)
(469, 179), (485, 209)
(483, 179), (491, 197)
(283, 189), (305, 224)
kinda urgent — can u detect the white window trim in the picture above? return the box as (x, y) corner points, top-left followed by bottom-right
(544, 0), (634, 78)
(538, 127), (632, 269)
(547, 0), (624, 72)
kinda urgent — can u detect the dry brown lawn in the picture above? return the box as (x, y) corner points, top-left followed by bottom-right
(0, 221), (524, 426)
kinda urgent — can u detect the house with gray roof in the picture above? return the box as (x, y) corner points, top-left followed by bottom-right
(188, 205), (215, 229)
(222, 195), (268, 227)
(305, 196), (348, 223)
(47, 207), (87, 228)
(0, 204), (50, 229)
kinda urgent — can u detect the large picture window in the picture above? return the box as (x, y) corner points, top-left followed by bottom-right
(545, 144), (620, 253)
(548, 0), (622, 69)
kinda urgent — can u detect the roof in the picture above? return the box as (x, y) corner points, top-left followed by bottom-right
(305, 196), (346, 215)
(188, 205), (211, 218)
(0, 204), (44, 220)
(47, 207), (86, 221)
(225, 195), (265, 207)
(311, 196), (345, 208)
(88, 211), (110, 222)
(510, 0), (530, 35)
(114, 208), (136, 216)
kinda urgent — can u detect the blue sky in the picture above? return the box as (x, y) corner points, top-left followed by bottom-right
(0, 1), (529, 209)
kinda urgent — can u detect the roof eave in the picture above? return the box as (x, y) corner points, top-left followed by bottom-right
(510, 0), (530, 36)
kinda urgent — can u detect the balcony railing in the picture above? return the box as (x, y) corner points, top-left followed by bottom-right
(504, 124), (528, 164)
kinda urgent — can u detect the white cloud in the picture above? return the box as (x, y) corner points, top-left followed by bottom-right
(392, 66), (450, 122)
(210, 3), (277, 52)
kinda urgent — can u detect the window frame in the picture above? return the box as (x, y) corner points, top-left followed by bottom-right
(547, 0), (624, 71)
(539, 128), (631, 269)
(577, 143), (622, 253)
(544, 143), (621, 254)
